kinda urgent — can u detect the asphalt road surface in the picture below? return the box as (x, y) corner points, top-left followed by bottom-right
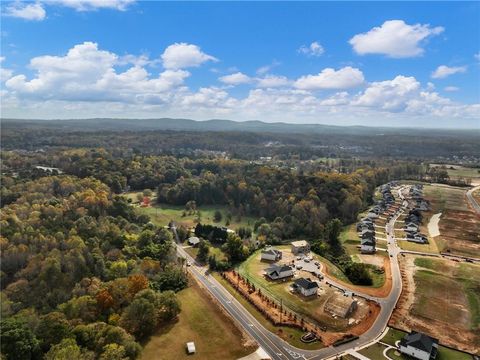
(466, 185), (480, 215)
(171, 186), (408, 359)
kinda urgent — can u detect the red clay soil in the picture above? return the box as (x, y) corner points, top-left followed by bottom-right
(223, 270), (380, 347)
(322, 257), (393, 298)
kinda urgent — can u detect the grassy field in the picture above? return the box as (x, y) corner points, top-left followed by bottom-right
(212, 273), (325, 350)
(397, 239), (440, 254)
(137, 203), (257, 231)
(430, 164), (480, 180)
(141, 278), (255, 360)
(358, 342), (388, 360)
(184, 244), (226, 262)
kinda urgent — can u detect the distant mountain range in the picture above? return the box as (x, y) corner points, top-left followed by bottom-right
(2, 118), (478, 137)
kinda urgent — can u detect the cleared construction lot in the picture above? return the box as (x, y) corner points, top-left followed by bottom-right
(390, 255), (480, 354)
(423, 184), (480, 258)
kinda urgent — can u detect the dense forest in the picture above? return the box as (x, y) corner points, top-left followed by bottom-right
(0, 175), (187, 359)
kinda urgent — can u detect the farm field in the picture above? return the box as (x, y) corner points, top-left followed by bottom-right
(423, 184), (480, 258)
(390, 255), (480, 354)
(141, 276), (256, 360)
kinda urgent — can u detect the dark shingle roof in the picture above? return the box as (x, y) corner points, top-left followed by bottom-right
(294, 278), (318, 290)
(400, 331), (438, 353)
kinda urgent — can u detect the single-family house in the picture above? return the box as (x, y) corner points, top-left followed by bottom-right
(261, 247), (282, 261)
(292, 278), (319, 297)
(264, 264), (294, 280)
(291, 240), (310, 254)
(398, 331), (438, 360)
(360, 238), (376, 254)
(187, 237), (200, 246)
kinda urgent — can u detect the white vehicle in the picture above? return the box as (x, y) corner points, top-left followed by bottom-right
(296, 264), (303, 270)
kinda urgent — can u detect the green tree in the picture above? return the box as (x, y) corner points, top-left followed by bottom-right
(197, 240), (210, 263)
(36, 312), (71, 352)
(223, 233), (248, 264)
(120, 298), (156, 339)
(213, 210), (222, 222)
(45, 338), (83, 360)
(0, 317), (40, 360)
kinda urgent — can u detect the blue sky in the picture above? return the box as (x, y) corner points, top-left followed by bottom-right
(1, 1), (479, 128)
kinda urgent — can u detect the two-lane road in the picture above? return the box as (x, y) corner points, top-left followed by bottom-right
(171, 186), (408, 359)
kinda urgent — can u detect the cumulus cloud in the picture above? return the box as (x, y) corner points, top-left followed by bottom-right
(3, 42), (479, 127)
(219, 72), (252, 85)
(5, 41), (190, 102)
(161, 43), (217, 70)
(48, 0), (135, 11)
(294, 67), (364, 90)
(4, 2), (46, 21)
(431, 65), (467, 79)
(349, 20), (444, 58)
(256, 75), (290, 88)
(352, 75), (420, 111)
(298, 41), (325, 57)
(444, 86), (459, 92)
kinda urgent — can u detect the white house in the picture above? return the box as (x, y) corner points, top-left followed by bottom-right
(261, 247), (282, 261)
(292, 278), (319, 297)
(187, 237), (200, 246)
(264, 264), (294, 280)
(291, 240), (310, 254)
(398, 331), (438, 360)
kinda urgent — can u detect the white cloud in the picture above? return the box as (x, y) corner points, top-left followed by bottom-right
(298, 41), (325, 57)
(352, 75), (420, 111)
(6, 41), (190, 102)
(48, 0), (135, 11)
(219, 72), (251, 85)
(444, 86), (459, 92)
(349, 20), (444, 58)
(294, 67), (364, 90)
(161, 43), (217, 70)
(431, 65), (467, 79)
(3, 43), (479, 127)
(4, 2), (46, 21)
(256, 75), (290, 88)
(475, 52), (480, 61)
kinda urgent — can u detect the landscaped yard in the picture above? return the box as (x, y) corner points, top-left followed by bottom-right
(141, 277), (256, 360)
(358, 342), (388, 360)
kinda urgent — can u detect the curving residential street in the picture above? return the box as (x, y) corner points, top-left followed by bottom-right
(466, 185), (480, 215)
(172, 186), (409, 360)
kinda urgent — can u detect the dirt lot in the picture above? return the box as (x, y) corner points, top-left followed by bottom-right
(390, 254), (480, 354)
(423, 185), (480, 258)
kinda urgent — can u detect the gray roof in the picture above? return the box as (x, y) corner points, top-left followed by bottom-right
(265, 264), (292, 274)
(294, 278), (318, 290)
(262, 248), (281, 256)
(400, 331), (438, 353)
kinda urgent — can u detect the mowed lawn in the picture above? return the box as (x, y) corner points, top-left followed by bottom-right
(138, 203), (257, 231)
(141, 278), (255, 360)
